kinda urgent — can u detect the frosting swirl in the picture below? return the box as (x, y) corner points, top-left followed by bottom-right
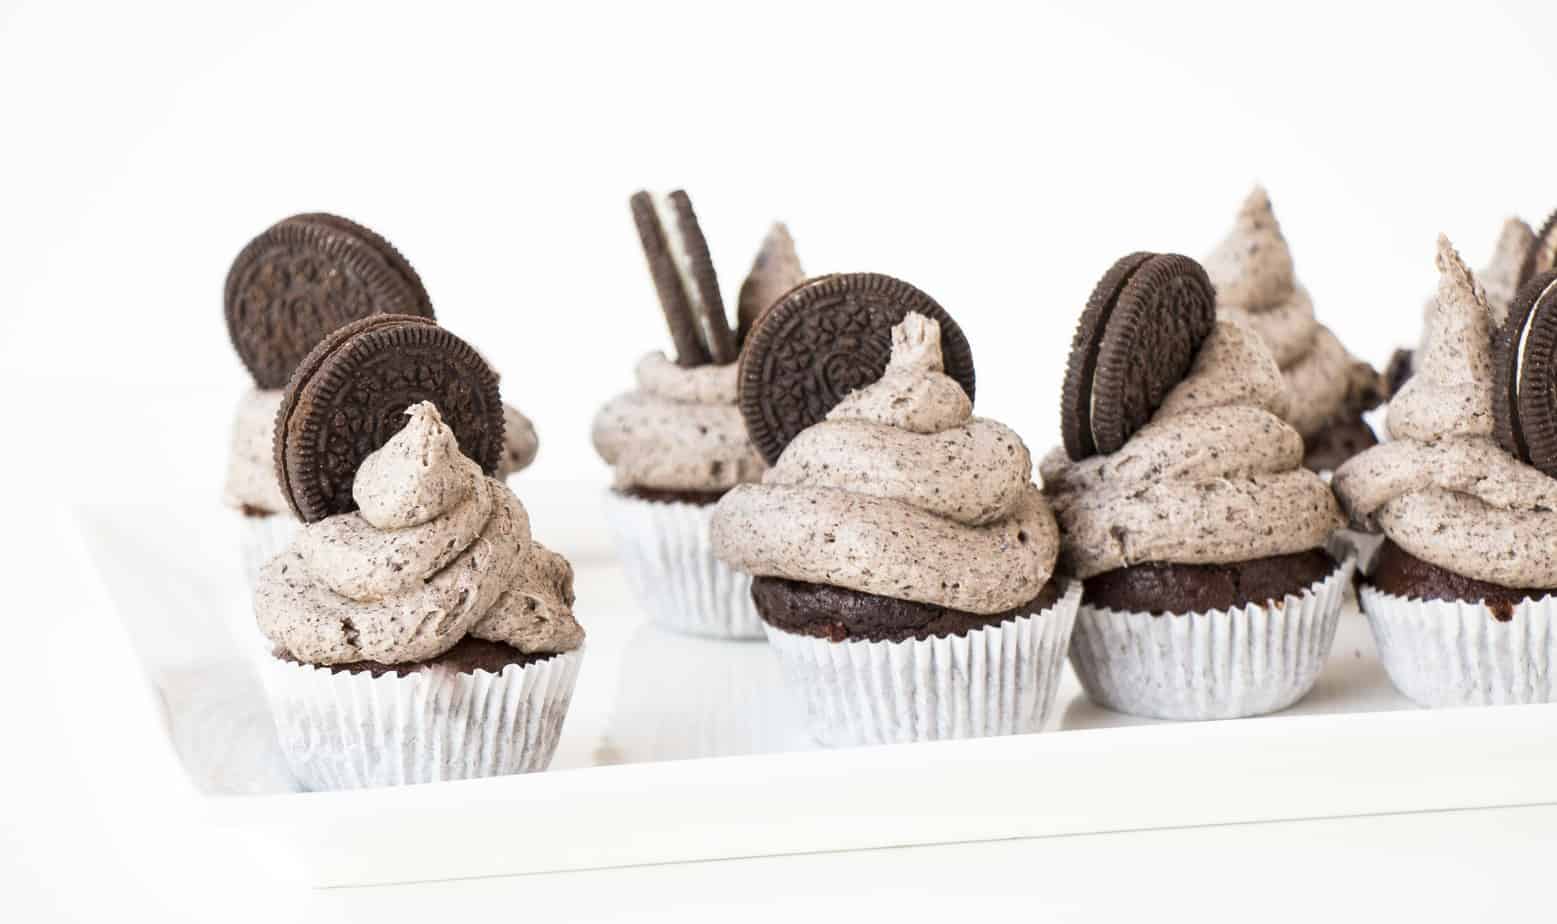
(1042, 320), (1343, 579)
(256, 402), (583, 664)
(225, 392), (536, 514)
(497, 404), (539, 477)
(711, 314), (1058, 615)
(1206, 187), (1381, 439)
(224, 389), (289, 515)
(1416, 217), (1532, 350)
(591, 352), (765, 492)
(1334, 236), (1557, 588)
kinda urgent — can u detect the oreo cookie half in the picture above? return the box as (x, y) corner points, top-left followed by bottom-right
(225, 213), (435, 390)
(273, 314), (504, 523)
(1493, 269), (1557, 477)
(629, 190), (736, 365)
(738, 272), (975, 466)
(1060, 253), (1217, 460)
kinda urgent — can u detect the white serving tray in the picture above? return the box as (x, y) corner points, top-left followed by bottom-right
(76, 501), (1557, 888)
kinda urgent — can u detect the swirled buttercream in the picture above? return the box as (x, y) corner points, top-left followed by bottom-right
(1042, 320), (1343, 579)
(224, 389), (288, 515)
(256, 402), (583, 664)
(1417, 217), (1532, 344)
(1334, 236), (1557, 588)
(1206, 187), (1382, 439)
(591, 351), (765, 491)
(497, 404), (539, 477)
(711, 313), (1058, 614)
(225, 392), (535, 514)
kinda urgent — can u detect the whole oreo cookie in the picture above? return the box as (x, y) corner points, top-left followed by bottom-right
(1493, 269), (1557, 477)
(1060, 252), (1216, 460)
(225, 213), (435, 390)
(273, 314), (504, 523)
(738, 272), (975, 466)
(629, 190), (736, 366)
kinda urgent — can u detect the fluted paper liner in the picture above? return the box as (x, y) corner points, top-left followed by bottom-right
(257, 647), (583, 790)
(1360, 585), (1557, 707)
(763, 582), (1082, 747)
(1069, 557), (1354, 721)
(602, 490), (763, 639)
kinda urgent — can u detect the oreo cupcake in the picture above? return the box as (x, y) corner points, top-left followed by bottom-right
(254, 316), (583, 789)
(223, 213), (539, 591)
(1205, 188), (1385, 471)
(712, 277), (1079, 747)
(593, 191), (803, 638)
(1334, 236), (1557, 707)
(1042, 252), (1352, 721)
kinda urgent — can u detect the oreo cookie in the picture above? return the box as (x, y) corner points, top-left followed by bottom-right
(273, 314), (504, 523)
(629, 190), (736, 365)
(1493, 269), (1557, 477)
(737, 273), (976, 466)
(225, 213), (434, 390)
(1060, 253), (1217, 460)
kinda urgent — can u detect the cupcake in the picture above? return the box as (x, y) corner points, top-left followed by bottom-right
(255, 316), (582, 790)
(1334, 236), (1557, 708)
(1205, 188), (1385, 472)
(1043, 252), (1352, 721)
(592, 191), (803, 638)
(222, 213), (539, 591)
(712, 276), (1079, 747)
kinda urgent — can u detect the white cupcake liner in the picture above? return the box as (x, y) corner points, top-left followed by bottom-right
(1068, 557), (1355, 721)
(1359, 585), (1557, 707)
(257, 646), (584, 790)
(601, 490), (763, 639)
(763, 582), (1082, 747)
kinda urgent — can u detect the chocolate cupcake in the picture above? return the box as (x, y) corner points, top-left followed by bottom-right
(1043, 252), (1352, 721)
(256, 398), (583, 789)
(592, 191), (802, 639)
(713, 305), (1078, 746)
(222, 214), (540, 592)
(1334, 236), (1557, 707)
(1205, 188), (1385, 472)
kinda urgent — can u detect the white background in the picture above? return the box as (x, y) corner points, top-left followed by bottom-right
(4, 1), (1557, 920)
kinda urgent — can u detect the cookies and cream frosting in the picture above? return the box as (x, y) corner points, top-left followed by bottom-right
(1205, 187), (1381, 439)
(256, 402), (582, 665)
(1041, 320), (1343, 579)
(711, 313), (1058, 615)
(1416, 217), (1532, 351)
(224, 389), (290, 515)
(1335, 236), (1557, 588)
(225, 392), (539, 515)
(591, 352), (765, 492)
